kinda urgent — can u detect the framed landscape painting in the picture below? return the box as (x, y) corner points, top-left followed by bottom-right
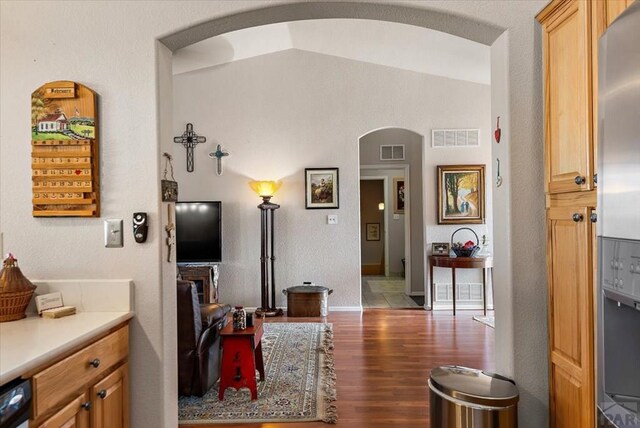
(437, 164), (485, 224)
(305, 168), (339, 209)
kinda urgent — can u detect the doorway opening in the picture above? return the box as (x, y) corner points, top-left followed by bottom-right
(359, 128), (424, 309)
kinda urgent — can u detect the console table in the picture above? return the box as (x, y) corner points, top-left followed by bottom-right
(429, 255), (493, 316)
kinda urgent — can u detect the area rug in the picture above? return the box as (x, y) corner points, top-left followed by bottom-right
(179, 323), (337, 424)
(473, 315), (495, 328)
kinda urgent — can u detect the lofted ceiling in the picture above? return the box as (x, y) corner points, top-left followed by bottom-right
(172, 19), (491, 85)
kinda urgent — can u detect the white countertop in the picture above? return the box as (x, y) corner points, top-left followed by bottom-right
(0, 311), (133, 386)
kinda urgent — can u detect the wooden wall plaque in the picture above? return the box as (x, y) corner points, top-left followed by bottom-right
(31, 81), (99, 217)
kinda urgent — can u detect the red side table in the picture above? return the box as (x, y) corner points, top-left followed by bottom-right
(218, 319), (265, 400)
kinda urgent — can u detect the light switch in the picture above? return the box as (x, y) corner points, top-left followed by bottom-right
(393, 214), (400, 220)
(104, 219), (123, 248)
(327, 215), (338, 225)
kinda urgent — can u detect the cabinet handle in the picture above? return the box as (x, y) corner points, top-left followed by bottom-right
(81, 401), (91, 411)
(590, 213), (597, 223)
(97, 389), (107, 399)
(89, 358), (101, 368)
(575, 175), (586, 185)
(573, 213), (584, 222)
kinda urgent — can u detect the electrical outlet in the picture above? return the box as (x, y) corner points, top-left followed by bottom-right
(327, 215), (338, 225)
(104, 219), (124, 248)
(393, 214), (400, 220)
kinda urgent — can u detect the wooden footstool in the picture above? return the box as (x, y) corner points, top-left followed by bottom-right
(218, 319), (265, 400)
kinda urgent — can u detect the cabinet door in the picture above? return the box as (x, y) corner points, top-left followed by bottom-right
(91, 363), (129, 428)
(542, 1), (593, 194)
(547, 206), (594, 427)
(38, 392), (90, 428)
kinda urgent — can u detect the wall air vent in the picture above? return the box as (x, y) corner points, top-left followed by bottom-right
(379, 144), (405, 161)
(432, 129), (480, 148)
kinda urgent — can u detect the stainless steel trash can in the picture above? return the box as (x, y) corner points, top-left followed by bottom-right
(428, 366), (519, 427)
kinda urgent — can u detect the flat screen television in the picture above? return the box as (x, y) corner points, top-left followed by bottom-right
(175, 201), (222, 263)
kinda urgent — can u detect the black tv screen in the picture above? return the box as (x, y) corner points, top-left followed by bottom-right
(175, 201), (222, 263)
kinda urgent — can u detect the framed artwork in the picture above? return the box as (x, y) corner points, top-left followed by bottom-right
(393, 178), (405, 214)
(432, 242), (450, 256)
(437, 164), (485, 224)
(305, 168), (339, 209)
(366, 223), (380, 241)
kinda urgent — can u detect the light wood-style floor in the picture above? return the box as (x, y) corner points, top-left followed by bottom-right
(179, 309), (495, 428)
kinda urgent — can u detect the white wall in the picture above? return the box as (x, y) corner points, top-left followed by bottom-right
(172, 49), (491, 305)
(0, 1), (548, 426)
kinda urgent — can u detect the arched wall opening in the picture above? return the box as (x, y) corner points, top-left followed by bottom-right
(156, 3), (545, 427)
(358, 127), (424, 302)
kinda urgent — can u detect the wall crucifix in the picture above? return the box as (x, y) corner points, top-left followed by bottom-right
(208, 144), (230, 176)
(174, 123), (206, 172)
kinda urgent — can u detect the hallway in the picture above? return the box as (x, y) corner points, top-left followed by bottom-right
(361, 276), (422, 308)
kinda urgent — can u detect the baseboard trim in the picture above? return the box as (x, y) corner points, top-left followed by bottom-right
(243, 306), (363, 313)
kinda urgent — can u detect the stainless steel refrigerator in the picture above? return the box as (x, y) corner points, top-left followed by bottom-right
(597, 2), (640, 427)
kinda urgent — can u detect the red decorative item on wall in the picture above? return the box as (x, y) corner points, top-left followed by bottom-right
(494, 116), (502, 143)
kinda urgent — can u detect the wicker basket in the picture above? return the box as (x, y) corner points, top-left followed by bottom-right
(450, 228), (481, 258)
(0, 254), (37, 322)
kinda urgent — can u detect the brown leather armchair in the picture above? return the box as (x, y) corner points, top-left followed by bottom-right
(177, 280), (230, 396)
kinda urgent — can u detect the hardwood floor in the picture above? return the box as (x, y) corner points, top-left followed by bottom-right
(179, 309), (495, 428)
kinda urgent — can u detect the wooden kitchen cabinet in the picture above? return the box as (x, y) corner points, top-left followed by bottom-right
(91, 364), (128, 428)
(39, 392), (90, 428)
(546, 205), (594, 428)
(31, 324), (130, 428)
(538, 0), (633, 426)
(540, 0), (593, 194)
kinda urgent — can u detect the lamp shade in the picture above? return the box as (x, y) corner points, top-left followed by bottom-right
(250, 180), (282, 197)
(378, 202), (385, 211)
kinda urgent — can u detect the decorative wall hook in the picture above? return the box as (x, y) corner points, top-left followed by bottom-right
(174, 123), (206, 172)
(208, 144), (229, 176)
(494, 116), (502, 143)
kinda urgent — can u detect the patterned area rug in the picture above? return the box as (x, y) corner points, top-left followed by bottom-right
(179, 323), (337, 424)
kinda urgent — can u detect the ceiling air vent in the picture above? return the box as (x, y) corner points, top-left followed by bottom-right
(379, 144), (405, 161)
(432, 129), (480, 148)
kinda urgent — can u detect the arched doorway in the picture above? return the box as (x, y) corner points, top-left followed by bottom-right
(359, 128), (425, 308)
(157, 3), (511, 425)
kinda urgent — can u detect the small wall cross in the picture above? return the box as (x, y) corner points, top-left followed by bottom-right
(208, 144), (230, 176)
(174, 123), (206, 172)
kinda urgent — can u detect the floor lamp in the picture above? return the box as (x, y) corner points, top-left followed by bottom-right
(250, 181), (284, 317)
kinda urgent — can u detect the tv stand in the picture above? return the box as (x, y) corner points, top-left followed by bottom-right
(178, 265), (219, 304)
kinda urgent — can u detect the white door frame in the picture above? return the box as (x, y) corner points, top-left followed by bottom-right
(360, 164), (411, 295)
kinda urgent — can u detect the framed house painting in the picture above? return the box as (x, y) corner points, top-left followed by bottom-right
(393, 178), (405, 214)
(366, 223), (380, 241)
(305, 168), (339, 209)
(437, 164), (485, 224)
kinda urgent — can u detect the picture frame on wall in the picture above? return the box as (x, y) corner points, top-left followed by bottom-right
(437, 164), (485, 224)
(393, 178), (405, 214)
(305, 168), (339, 209)
(366, 223), (380, 241)
(431, 242), (450, 256)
